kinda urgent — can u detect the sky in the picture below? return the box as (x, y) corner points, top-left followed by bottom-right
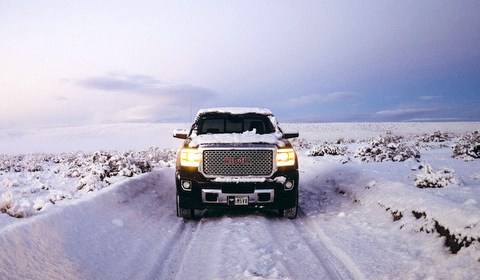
(1, 0), (479, 129)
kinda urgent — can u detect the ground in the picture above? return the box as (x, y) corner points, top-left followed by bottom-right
(0, 122), (479, 279)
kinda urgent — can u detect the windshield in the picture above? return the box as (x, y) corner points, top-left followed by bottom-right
(196, 113), (275, 135)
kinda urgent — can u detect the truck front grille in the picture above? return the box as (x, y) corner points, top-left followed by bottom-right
(203, 149), (273, 176)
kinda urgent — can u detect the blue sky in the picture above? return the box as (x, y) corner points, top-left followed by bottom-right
(1, 1), (479, 129)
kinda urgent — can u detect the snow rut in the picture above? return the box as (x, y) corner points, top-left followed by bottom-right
(165, 211), (365, 280)
(145, 221), (200, 280)
(294, 209), (366, 280)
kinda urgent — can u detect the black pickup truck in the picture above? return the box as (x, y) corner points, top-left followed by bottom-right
(173, 108), (299, 219)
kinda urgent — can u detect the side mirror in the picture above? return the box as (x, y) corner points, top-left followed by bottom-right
(283, 132), (299, 139)
(173, 129), (188, 139)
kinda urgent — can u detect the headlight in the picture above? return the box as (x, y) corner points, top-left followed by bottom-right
(180, 148), (200, 167)
(276, 148), (295, 166)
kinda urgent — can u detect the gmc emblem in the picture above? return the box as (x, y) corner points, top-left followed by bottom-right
(224, 157), (252, 165)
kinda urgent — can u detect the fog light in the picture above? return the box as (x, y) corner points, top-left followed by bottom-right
(258, 193), (271, 202)
(181, 180), (192, 191)
(205, 192), (218, 202)
(284, 181), (294, 190)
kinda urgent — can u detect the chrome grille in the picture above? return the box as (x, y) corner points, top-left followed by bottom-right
(203, 149), (273, 176)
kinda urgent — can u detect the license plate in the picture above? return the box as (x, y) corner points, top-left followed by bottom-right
(228, 196), (249, 206)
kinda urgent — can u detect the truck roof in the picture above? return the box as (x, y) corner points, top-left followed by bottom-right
(196, 107), (273, 117)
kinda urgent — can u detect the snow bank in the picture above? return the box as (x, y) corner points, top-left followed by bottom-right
(0, 170), (177, 279)
(299, 126), (480, 257)
(0, 148), (175, 223)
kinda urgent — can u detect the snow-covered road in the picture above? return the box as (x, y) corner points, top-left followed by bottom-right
(0, 168), (365, 279)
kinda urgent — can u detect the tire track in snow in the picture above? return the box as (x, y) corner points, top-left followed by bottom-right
(126, 169), (208, 280)
(114, 169), (202, 280)
(256, 214), (361, 280)
(294, 208), (366, 280)
(173, 217), (234, 279)
(145, 221), (200, 280)
(88, 168), (184, 280)
(160, 212), (276, 280)
(208, 215), (290, 279)
(168, 209), (364, 279)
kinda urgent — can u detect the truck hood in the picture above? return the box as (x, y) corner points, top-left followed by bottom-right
(187, 131), (286, 148)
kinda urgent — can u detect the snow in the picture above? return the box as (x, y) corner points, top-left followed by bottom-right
(213, 177), (266, 183)
(0, 148), (175, 222)
(196, 107), (273, 117)
(187, 108), (286, 148)
(1, 122), (480, 279)
(0, 123), (185, 155)
(189, 130), (284, 148)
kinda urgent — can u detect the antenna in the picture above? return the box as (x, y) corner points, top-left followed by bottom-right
(189, 92), (193, 122)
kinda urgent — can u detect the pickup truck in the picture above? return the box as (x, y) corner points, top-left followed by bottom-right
(173, 107), (299, 219)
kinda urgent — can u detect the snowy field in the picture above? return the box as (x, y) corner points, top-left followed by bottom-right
(1, 122), (479, 279)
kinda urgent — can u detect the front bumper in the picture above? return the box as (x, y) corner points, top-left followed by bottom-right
(176, 168), (298, 210)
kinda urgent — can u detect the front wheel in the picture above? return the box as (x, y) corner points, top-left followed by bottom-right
(280, 188), (298, 219)
(280, 206), (298, 219)
(176, 195), (194, 219)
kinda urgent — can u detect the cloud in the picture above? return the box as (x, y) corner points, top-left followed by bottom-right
(375, 108), (438, 120)
(78, 73), (216, 100)
(289, 91), (360, 106)
(77, 73), (217, 115)
(110, 105), (165, 123)
(407, 117), (464, 122)
(419, 95), (441, 101)
(79, 75), (158, 92)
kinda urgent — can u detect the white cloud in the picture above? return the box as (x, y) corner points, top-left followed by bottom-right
(289, 91), (360, 106)
(78, 73), (216, 101)
(407, 117), (463, 122)
(376, 108), (438, 119)
(76, 73), (217, 123)
(110, 105), (160, 123)
(419, 95), (441, 101)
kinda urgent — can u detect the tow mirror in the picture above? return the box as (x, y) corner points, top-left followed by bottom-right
(173, 129), (188, 139)
(283, 132), (299, 139)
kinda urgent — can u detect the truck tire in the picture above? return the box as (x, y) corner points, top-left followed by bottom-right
(280, 188), (298, 219)
(280, 206), (298, 219)
(176, 195), (194, 219)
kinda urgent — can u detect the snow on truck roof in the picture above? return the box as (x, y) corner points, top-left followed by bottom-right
(196, 107), (273, 117)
